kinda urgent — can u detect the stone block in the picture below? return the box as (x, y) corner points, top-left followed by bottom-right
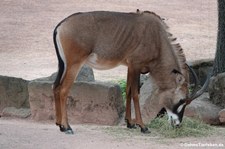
(2, 107), (31, 118)
(28, 81), (123, 125)
(132, 77), (162, 123)
(185, 93), (223, 125)
(0, 76), (29, 112)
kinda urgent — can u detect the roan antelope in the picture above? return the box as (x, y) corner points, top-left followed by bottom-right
(53, 10), (208, 134)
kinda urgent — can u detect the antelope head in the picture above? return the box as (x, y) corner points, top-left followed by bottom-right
(158, 65), (210, 127)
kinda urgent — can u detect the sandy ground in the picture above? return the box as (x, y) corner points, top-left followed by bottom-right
(0, 0), (217, 81)
(0, 0), (224, 149)
(0, 118), (225, 149)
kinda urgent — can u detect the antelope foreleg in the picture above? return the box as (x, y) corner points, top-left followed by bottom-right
(130, 70), (150, 133)
(132, 92), (150, 133)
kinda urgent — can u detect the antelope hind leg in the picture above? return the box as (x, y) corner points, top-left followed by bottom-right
(58, 63), (84, 134)
(53, 86), (63, 128)
(54, 84), (74, 134)
(125, 67), (137, 129)
(124, 87), (136, 129)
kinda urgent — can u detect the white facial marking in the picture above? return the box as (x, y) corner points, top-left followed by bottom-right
(177, 103), (186, 113)
(166, 109), (180, 126)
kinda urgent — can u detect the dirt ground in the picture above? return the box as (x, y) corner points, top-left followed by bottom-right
(0, 0), (217, 81)
(0, 0), (224, 149)
(0, 118), (225, 149)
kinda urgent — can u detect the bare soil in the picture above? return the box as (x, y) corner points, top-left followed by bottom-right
(0, 118), (225, 149)
(0, 0), (224, 149)
(0, 0), (217, 81)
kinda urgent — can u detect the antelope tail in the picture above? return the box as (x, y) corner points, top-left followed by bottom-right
(53, 27), (66, 89)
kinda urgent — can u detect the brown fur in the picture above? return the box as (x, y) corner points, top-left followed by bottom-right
(53, 10), (189, 132)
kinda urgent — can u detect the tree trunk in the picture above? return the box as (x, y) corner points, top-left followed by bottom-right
(213, 0), (225, 75)
(209, 0), (225, 110)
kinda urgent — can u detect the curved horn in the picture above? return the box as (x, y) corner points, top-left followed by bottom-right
(190, 73), (211, 100)
(185, 64), (212, 104)
(186, 64), (200, 98)
(185, 64), (211, 104)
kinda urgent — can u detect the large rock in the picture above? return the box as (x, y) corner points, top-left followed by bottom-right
(0, 75), (29, 112)
(185, 93), (223, 125)
(76, 65), (95, 82)
(132, 77), (162, 123)
(208, 72), (225, 108)
(28, 80), (123, 125)
(2, 107), (31, 118)
(188, 59), (213, 86)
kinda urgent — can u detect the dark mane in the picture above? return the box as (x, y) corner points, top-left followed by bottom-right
(142, 10), (187, 76)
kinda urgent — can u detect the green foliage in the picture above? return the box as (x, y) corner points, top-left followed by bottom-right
(115, 79), (127, 106)
(148, 116), (215, 138)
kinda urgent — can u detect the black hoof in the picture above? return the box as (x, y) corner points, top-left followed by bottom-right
(64, 129), (74, 134)
(140, 127), (151, 134)
(125, 119), (137, 129)
(56, 124), (74, 134)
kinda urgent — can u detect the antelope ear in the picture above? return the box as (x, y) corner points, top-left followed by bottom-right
(172, 69), (185, 85)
